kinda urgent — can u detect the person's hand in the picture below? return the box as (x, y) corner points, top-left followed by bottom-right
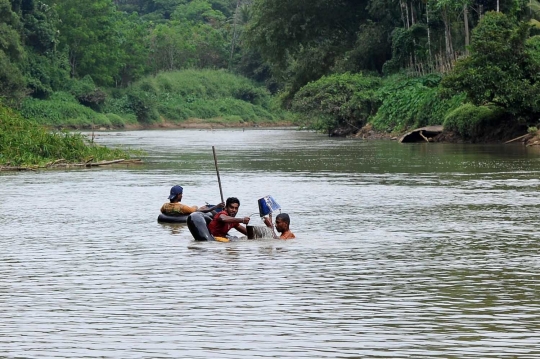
(263, 217), (272, 227)
(241, 217), (250, 225)
(216, 202), (225, 209)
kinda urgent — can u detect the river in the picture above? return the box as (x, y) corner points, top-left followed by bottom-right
(1, 129), (540, 358)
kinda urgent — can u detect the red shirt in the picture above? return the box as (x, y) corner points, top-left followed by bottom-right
(208, 210), (240, 237)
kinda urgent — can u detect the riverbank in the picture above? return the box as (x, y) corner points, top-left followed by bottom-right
(0, 105), (140, 170)
(123, 118), (296, 130)
(57, 117), (296, 131)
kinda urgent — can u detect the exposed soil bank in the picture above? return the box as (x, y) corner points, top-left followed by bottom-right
(350, 123), (537, 145)
(88, 118), (296, 131)
(59, 117), (540, 146)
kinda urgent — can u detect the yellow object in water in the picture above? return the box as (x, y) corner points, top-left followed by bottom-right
(214, 236), (229, 242)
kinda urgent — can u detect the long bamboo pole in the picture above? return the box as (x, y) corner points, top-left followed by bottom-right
(212, 146), (225, 204)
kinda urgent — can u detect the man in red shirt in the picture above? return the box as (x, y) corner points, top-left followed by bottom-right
(208, 197), (250, 238)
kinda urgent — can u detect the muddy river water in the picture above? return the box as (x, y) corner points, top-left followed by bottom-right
(1, 129), (540, 358)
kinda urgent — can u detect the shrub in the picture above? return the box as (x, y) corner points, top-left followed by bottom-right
(443, 104), (505, 138)
(21, 92), (112, 128)
(105, 113), (126, 128)
(372, 74), (465, 133)
(126, 89), (159, 124)
(292, 72), (381, 133)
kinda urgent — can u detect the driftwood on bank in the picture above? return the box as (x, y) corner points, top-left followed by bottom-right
(399, 125), (444, 143)
(504, 134), (531, 144)
(0, 159), (143, 172)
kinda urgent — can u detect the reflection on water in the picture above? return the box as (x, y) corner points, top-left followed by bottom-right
(1, 129), (540, 358)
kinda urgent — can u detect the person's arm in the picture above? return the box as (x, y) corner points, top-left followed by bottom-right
(198, 202), (225, 213)
(235, 225), (248, 235)
(263, 214), (278, 239)
(180, 203), (198, 214)
(218, 214), (250, 236)
(218, 214), (250, 224)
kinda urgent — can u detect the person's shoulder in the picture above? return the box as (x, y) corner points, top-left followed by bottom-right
(280, 231), (295, 240)
(213, 210), (227, 220)
(161, 202), (175, 210)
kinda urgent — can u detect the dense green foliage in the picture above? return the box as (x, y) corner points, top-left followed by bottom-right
(442, 12), (540, 115)
(2, 0), (540, 143)
(0, 105), (133, 166)
(443, 104), (505, 139)
(22, 69), (285, 127)
(372, 75), (466, 133)
(292, 73), (380, 134)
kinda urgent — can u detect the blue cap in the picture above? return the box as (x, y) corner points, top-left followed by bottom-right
(168, 185), (183, 200)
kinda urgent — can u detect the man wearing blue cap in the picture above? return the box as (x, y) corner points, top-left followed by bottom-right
(161, 185), (222, 216)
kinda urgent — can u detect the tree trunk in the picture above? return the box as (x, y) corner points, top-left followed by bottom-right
(427, 1), (432, 60)
(399, 0), (406, 28)
(442, 7), (453, 58)
(410, 1), (415, 25)
(464, 4), (469, 55)
(229, 0), (242, 70)
(405, 0), (410, 28)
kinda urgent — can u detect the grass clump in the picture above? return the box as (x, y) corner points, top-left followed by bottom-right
(0, 105), (134, 167)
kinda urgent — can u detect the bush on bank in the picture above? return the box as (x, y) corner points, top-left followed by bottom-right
(21, 92), (113, 128)
(292, 72), (465, 135)
(20, 69), (290, 128)
(443, 104), (506, 139)
(128, 69), (284, 124)
(371, 74), (465, 133)
(291, 72), (381, 135)
(0, 105), (132, 166)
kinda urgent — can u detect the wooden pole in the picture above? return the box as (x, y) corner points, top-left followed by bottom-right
(212, 146), (225, 204)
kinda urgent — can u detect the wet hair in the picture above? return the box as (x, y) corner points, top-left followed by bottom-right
(226, 197), (240, 207)
(276, 213), (290, 225)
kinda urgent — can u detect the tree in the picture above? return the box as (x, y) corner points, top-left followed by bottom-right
(149, 22), (196, 71)
(442, 11), (540, 118)
(0, 0), (25, 101)
(246, 0), (370, 98)
(116, 12), (151, 85)
(292, 72), (381, 135)
(45, 0), (123, 86)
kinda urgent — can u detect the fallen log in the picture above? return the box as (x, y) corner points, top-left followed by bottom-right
(1, 159), (143, 171)
(0, 166), (37, 171)
(399, 125), (444, 143)
(504, 134), (530, 144)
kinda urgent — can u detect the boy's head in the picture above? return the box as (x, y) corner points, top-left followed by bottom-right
(168, 185), (183, 202)
(225, 197), (240, 217)
(275, 213), (290, 233)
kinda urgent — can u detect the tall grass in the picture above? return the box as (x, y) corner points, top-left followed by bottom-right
(21, 92), (114, 128)
(130, 69), (287, 123)
(0, 105), (134, 166)
(20, 70), (292, 128)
